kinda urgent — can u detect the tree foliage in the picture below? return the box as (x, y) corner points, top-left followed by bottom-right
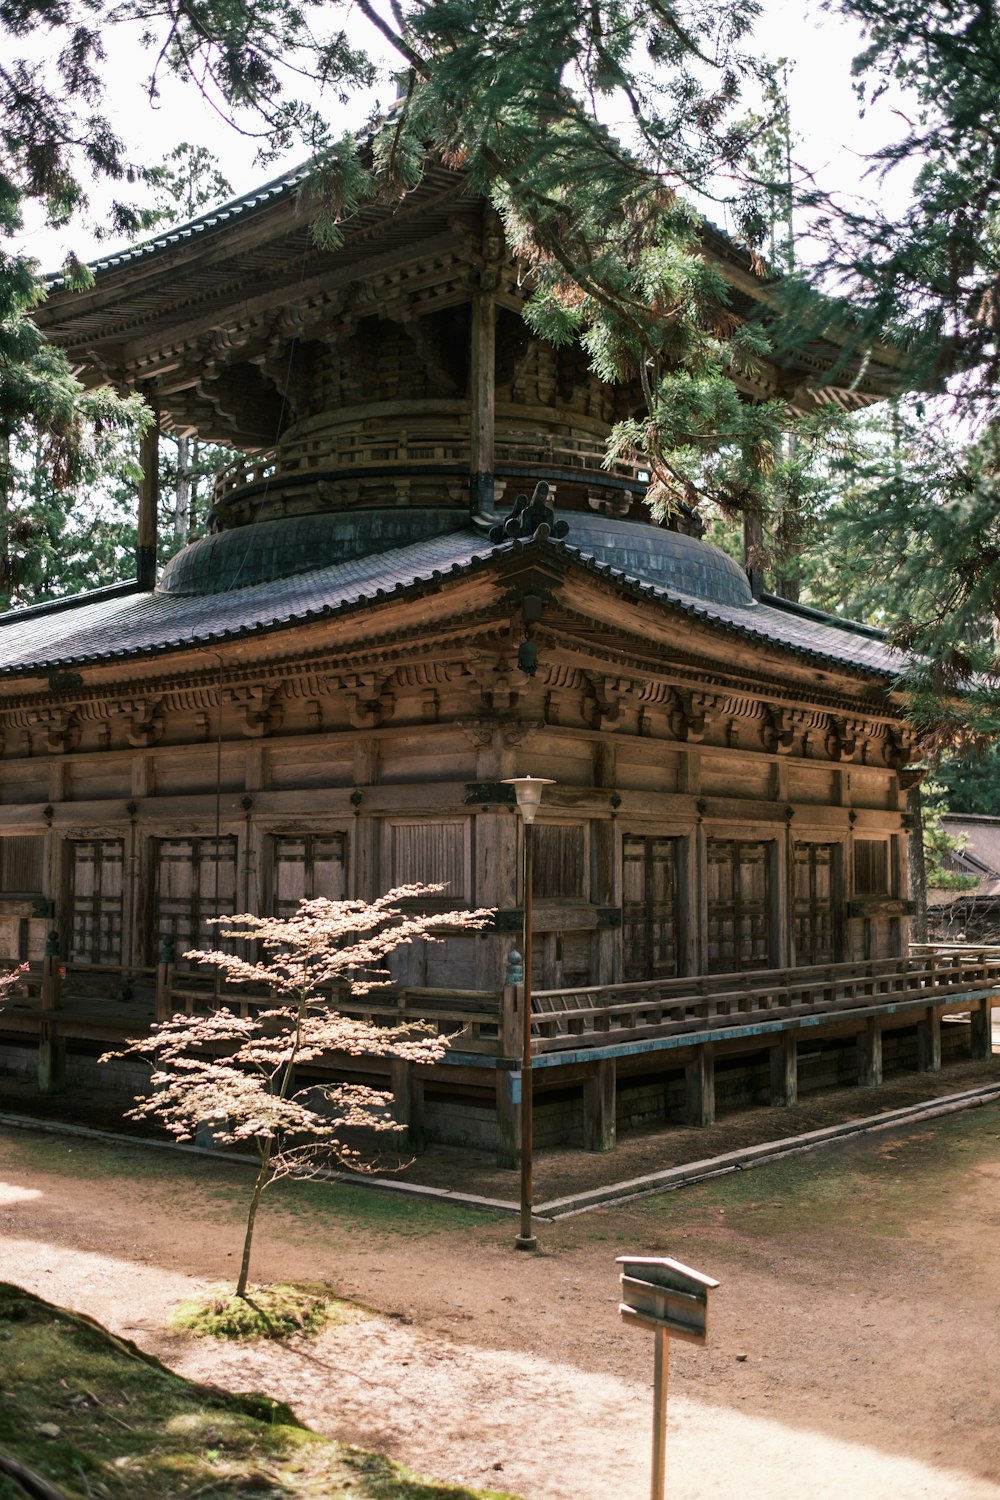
(0, 0), (812, 533)
(104, 887), (492, 1298)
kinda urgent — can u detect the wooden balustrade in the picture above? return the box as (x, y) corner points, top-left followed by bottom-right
(210, 428), (649, 509)
(5, 949), (998, 1064)
(526, 951), (1000, 1054)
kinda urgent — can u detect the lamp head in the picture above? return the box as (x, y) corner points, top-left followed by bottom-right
(501, 775), (555, 825)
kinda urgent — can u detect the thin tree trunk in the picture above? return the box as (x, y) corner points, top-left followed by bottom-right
(236, 1140), (273, 1298)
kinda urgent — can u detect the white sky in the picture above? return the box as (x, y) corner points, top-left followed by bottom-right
(11, 0), (914, 274)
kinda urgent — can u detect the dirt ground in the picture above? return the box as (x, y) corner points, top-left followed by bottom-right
(3, 1076), (1000, 1499)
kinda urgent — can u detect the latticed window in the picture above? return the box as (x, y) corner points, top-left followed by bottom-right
(706, 839), (771, 973)
(854, 839), (890, 896)
(532, 824), (586, 900)
(622, 835), (680, 981)
(271, 834), (346, 917)
(794, 842), (839, 966)
(68, 840), (123, 965)
(154, 836), (237, 964)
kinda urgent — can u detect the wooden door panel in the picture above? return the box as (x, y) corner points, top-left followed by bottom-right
(623, 836), (679, 981)
(69, 840), (124, 965)
(707, 839), (771, 973)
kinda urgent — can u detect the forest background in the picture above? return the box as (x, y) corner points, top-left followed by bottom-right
(2, 0), (1000, 829)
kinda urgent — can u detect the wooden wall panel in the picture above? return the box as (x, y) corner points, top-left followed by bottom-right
(848, 769), (892, 810)
(154, 753), (243, 796)
(615, 749), (680, 793)
(68, 763), (131, 801)
(0, 768), (48, 803)
(379, 744), (476, 784)
(787, 766), (837, 805)
(268, 745), (352, 790)
(700, 757), (773, 800)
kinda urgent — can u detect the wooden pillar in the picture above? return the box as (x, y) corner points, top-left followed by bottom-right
(137, 395), (159, 589)
(390, 1058), (425, 1153)
(583, 1058), (616, 1152)
(858, 1016), (883, 1087)
(37, 933), (64, 1095)
(971, 997), (993, 1061)
(469, 292), (495, 517)
(155, 937), (175, 1022)
(496, 1067), (520, 1169)
(917, 1006), (942, 1072)
(769, 1031), (798, 1106)
(685, 1042), (715, 1126)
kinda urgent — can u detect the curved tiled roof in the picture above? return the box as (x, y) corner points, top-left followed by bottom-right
(0, 527), (903, 683)
(45, 163), (313, 290)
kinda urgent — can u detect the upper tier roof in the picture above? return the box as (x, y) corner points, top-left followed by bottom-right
(34, 157), (905, 426)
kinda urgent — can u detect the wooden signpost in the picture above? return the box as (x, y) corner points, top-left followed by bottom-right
(617, 1255), (719, 1500)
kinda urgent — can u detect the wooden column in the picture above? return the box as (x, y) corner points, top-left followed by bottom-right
(155, 937), (175, 1022)
(137, 396), (159, 590)
(917, 1006), (942, 1072)
(685, 1042), (715, 1126)
(769, 1031), (798, 1106)
(971, 997), (993, 1061)
(469, 293), (495, 518)
(496, 1068), (520, 1169)
(858, 1016), (883, 1087)
(583, 1058), (616, 1152)
(37, 933), (64, 1095)
(391, 1058), (425, 1152)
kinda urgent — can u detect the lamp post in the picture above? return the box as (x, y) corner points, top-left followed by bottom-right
(502, 774), (554, 1250)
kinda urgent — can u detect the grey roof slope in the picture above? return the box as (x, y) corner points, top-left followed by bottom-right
(45, 164), (312, 289)
(0, 528), (905, 682)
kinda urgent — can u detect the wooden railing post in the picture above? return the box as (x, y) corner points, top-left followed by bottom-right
(970, 997), (993, 1061)
(917, 1006), (942, 1073)
(390, 1057), (425, 1153)
(582, 1059), (617, 1152)
(155, 936), (175, 1022)
(38, 929), (65, 1095)
(497, 950), (524, 1169)
(685, 1043), (715, 1126)
(769, 1032), (798, 1106)
(858, 1016), (883, 1087)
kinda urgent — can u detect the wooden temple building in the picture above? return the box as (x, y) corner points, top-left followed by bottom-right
(0, 159), (997, 1159)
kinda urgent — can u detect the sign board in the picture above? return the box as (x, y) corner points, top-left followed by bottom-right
(616, 1256), (719, 1346)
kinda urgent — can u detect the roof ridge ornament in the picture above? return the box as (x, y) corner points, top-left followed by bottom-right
(489, 482), (569, 545)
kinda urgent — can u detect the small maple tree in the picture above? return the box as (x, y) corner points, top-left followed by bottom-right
(106, 886), (492, 1297)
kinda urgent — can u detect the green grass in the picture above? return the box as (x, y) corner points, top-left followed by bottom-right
(629, 1104), (1000, 1250)
(4, 1130), (492, 1238)
(171, 1284), (358, 1340)
(0, 1282), (514, 1500)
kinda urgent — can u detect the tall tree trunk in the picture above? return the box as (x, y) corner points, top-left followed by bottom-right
(175, 435), (192, 540)
(908, 780), (929, 944)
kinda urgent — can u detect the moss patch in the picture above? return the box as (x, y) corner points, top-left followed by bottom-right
(171, 1284), (356, 1341)
(0, 1282), (512, 1500)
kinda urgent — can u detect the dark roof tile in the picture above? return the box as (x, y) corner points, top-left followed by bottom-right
(0, 529), (906, 682)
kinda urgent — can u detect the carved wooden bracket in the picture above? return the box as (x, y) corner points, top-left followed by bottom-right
(32, 708), (79, 755)
(760, 705), (800, 755)
(347, 672), (395, 729)
(669, 690), (716, 743)
(586, 673), (629, 731)
(227, 684), (283, 738)
(825, 715), (867, 762)
(113, 698), (164, 749)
